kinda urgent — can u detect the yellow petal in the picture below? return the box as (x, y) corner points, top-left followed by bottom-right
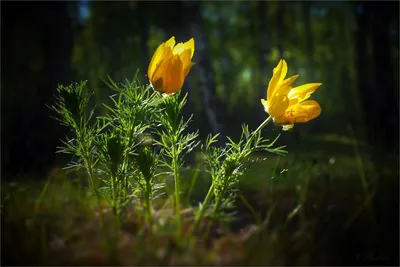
(288, 83), (322, 102)
(267, 94), (289, 118)
(270, 75), (299, 103)
(274, 100), (321, 125)
(267, 82), (294, 114)
(151, 77), (164, 93)
(296, 100), (321, 122)
(260, 98), (268, 113)
(179, 49), (194, 77)
(272, 59), (288, 83)
(280, 74), (300, 88)
(162, 55), (184, 95)
(172, 43), (185, 55)
(148, 43), (165, 79)
(165, 36), (176, 48)
(148, 36), (195, 95)
(184, 38), (195, 59)
(267, 60), (285, 100)
(150, 49), (173, 84)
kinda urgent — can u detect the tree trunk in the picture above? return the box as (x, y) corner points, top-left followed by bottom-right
(355, 1), (399, 154)
(258, 1), (269, 95)
(137, 2), (150, 76)
(276, 1), (285, 58)
(1, 2), (74, 178)
(369, 1), (399, 154)
(256, 1), (271, 125)
(181, 0), (225, 137)
(355, 2), (375, 145)
(302, 1), (314, 80)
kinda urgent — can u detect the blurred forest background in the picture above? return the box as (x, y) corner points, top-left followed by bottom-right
(1, 0), (399, 180)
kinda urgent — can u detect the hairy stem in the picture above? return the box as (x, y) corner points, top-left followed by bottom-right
(172, 142), (182, 237)
(242, 116), (272, 155)
(145, 179), (153, 234)
(193, 116), (272, 235)
(85, 160), (116, 263)
(204, 192), (224, 238)
(190, 183), (215, 234)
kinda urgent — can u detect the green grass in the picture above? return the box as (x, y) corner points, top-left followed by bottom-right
(2, 136), (399, 266)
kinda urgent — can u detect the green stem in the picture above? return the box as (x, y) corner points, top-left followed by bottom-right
(255, 116), (272, 135)
(190, 183), (215, 234)
(109, 174), (120, 264)
(192, 116), (272, 235)
(145, 179), (153, 234)
(85, 162), (114, 261)
(111, 175), (118, 215)
(108, 214), (119, 265)
(165, 94), (183, 238)
(123, 158), (128, 204)
(122, 126), (134, 203)
(203, 192), (223, 239)
(74, 109), (117, 261)
(242, 116), (272, 154)
(172, 144), (182, 237)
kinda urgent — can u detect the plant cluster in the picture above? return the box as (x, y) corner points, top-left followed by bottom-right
(51, 36), (322, 261)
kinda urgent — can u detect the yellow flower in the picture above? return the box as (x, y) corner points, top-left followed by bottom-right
(147, 36), (195, 95)
(261, 59), (322, 131)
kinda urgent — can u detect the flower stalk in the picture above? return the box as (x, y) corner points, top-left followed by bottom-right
(172, 139), (182, 236)
(191, 116), (273, 235)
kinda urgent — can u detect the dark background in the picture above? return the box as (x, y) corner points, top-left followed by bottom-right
(1, 0), (399, 180)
